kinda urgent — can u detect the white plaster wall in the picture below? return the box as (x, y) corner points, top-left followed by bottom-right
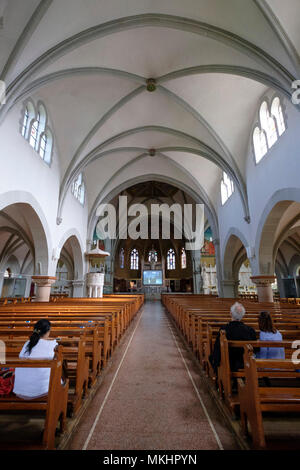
(218, 92), (300, 277)
(0, 103), (88, 277)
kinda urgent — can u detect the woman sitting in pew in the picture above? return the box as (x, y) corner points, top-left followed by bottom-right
(13, 319), (58, 399)
(257, 311), (285, 359)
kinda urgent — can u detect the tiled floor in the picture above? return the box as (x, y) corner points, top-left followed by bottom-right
(68, 301), (240, 450)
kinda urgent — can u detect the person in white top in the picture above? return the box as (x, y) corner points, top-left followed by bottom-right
(13, 319), (58, 399)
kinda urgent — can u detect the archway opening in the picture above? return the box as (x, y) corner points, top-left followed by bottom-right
(0, 202), (49, 298)
(52, 235), (83, 298)
(93, 180), (204, 297)
(259, 199), (300, 299)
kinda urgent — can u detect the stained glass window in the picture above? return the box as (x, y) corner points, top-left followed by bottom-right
(120, 248), (125, 269)
(181, 247), (187, 269)
(167, 248), (176, 270)
(130, 249), (139, 270)
(148, 249), (158, 263)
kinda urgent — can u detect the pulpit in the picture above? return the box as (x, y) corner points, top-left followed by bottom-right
(85, 243), (110, 298)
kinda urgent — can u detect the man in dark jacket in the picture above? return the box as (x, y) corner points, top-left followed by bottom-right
(209, 302), (257, 373)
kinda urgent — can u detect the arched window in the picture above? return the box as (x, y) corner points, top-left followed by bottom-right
(20, 101), (53, 164)
(253, 126), (268, 164)
(21, 107), (29, 137)
(72, 173), (85, 205)
(130, 249), (139, 270)
(221, 172), (234, 205)
(39, 129), (53, 164)
(21, 102), (35, 139)
(259, 101), (277, 149)
(120, 248), (125, 269)
(148, 248), (158, 263)
(36, 104), (47, 150)
(167, 248), (176, 270)
(181, 247), (187, 269)
(4, 268), (11, 278)
(271, 97), (286, 136)
(39, 132), (47, 159)
(29, 112), (40, 149)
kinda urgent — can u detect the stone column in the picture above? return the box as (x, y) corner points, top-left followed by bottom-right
(104, 258), (114, 294)
(192, 251), (202, 294)
(72, 280), (85, 298)
(0, 272), (4, 297)
(24, 276), (32, 298)
(251, 275), (276, 303)
(32, 276), (56, 302)
(222, 280), (239, 298)
(213, 238), (222, 297)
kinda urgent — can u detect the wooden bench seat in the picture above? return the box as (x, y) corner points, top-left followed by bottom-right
(238, 345), (300, 449)
(2, 336), (89, 417)
(0, 345), (69, 449)
(217, 331), (299, 412)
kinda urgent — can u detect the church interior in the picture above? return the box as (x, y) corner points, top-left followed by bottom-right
(1, 0), (300, 452)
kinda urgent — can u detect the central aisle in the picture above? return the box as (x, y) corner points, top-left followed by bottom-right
(68, 301), (239, 450)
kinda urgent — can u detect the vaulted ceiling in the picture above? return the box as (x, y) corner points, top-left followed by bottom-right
(1, 0), (299, 227)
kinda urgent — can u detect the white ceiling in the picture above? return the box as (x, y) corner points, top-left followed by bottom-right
(1, 0), (299, 223)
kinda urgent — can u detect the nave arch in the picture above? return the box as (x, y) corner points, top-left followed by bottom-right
(52, 231), (85, 297)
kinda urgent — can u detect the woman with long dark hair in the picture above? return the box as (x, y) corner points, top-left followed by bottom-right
(13, 319), (58, 399)
(258, 311), (285, 359)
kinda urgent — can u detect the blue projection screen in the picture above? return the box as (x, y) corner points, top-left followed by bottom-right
(143, 270), (163, 286)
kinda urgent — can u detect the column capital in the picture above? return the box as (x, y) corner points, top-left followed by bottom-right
(32, 276), (56, 302)
(250, 275), (276, 287)
(32, 276), (57, 287)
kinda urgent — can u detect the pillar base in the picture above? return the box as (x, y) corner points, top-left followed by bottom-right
(250, 275), (276, 303)
(32, 276), (56, 302)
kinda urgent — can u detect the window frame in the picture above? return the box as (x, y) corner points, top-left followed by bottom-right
(181, 247), (187, 269)
(130, 248), (139, 270)
(220, 171), (234, 206)
(252, 95), (286, 166)
(71, 173), (86, 206)
(167, 248), (176, 270)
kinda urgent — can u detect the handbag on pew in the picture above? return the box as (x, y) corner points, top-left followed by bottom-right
(0, 368), (15, 396)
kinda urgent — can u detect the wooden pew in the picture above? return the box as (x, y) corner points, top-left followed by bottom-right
(217, 331), (299, 412)
(0, 295), (143, 448)
(1, 336), (89, 417)
(0, 345), (69, 449)
(0, 323), (105, 387)
(238, 344), (300, 449)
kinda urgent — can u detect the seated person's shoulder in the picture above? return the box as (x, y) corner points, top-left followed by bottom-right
(245, 323), (257, 338)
